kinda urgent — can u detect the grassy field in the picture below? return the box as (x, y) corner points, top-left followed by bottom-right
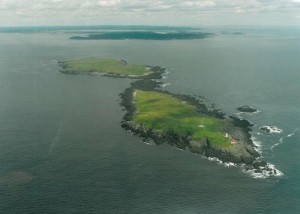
(133, 90), (231, 146)
(63, 58), (148, 75)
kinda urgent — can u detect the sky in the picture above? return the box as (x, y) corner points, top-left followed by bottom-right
(0, 0), (299, 27)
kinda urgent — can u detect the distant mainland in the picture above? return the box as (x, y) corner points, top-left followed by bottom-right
(70, 31), (213, 40)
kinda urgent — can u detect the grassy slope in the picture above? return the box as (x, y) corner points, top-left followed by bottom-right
(64, 58), (148, 75)
(133, 90), (231, 147)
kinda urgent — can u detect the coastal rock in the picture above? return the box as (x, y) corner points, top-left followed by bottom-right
(229, 115), (254, 129)
(253, 161), (268, 169)
(189, 139), (208, 154)
(237, 105), (257, 113)
(260, 126), (283, 134)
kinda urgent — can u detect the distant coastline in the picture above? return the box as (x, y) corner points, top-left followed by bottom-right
(70, 31), (214, 40)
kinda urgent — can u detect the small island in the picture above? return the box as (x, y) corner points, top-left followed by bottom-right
(120, 80), (264, 166)
(58, 58), (165, 79)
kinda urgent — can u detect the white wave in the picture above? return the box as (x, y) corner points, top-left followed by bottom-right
(141, 139), (155, 146)
(251, 136), (263, 153)
(162, 76), (167, 79)
(152, 79), (162, 83)
(242, 163), (283, 179)
(249, 110), (261, 115)
(162, 83), (171, 88)
(205, 157), (236, 168)
(206, 157), (223, 164)
(224, 162), (237, 168)
(261, 125), (283, 134)
(201, 152), (283, 179)
(271, 129), (298, 150)
(238, 109), (261, 115)
(205, 155), (283, 179)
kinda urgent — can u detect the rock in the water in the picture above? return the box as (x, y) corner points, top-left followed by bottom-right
(253, 161), (267, 169)
(260, 126), (271, 133)
(237, 105), (257, 113)
(229, 115), (254, 128)
(260, 126), (283, 134)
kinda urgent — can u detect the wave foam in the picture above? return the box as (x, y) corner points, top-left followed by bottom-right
(271, 128), (299, 150)
(205, 155), (282, 179)
(242, 163), (283, 179)
(162, 83), (171, 88)
(251, 136), (263, 153)
(260, 125), (283, 134)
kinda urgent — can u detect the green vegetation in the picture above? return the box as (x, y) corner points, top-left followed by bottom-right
(133, 90), (231, 146)
(63, 58), (149, 76)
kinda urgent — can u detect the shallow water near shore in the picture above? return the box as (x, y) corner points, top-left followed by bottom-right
(0, 27), (300, 213)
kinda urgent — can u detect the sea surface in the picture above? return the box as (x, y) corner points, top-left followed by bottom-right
(0, 26), (299, 213)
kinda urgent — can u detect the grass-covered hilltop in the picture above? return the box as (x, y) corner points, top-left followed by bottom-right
(58, 58), (165, 78)
(133, 90), (229, 146)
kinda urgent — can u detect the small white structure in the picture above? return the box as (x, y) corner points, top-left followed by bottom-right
(230, 139), (237, 144)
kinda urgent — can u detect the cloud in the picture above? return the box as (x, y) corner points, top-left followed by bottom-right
(0, 0), (299, 26)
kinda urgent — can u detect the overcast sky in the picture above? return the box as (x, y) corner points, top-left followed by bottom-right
(0, 0), (299, 26)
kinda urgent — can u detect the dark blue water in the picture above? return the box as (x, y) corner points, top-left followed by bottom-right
(0, 27), (299, 213)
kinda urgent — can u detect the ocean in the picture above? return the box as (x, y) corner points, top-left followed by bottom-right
(0, 26), (299, 213)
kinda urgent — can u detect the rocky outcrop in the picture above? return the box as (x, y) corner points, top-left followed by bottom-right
(237, 105), (257, 113)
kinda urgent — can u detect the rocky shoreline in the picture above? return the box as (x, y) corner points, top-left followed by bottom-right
(120, 79), (276, 174)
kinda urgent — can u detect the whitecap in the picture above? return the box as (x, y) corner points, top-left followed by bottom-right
(251, 136), (263, 153)
(242, 163), (283, 179)
(206, 157), (223, 164)
(162, 83), (171, 88)
(271, 129), (298, 150)
(249, 109), (261, 115)
(152, 79), (161, 82)
(224, 162), (237, 168)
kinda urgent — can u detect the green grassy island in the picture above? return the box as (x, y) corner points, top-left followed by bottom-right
(121, 80), (260, 165)
(58, 58), (165, 78)
(133, 90), (230, 147)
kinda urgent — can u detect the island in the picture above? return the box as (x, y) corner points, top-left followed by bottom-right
(58, 58), (165, 79)
(58, 58), (278, 175)
(70, 31), (213, 40)
(120, 80), (261, 165)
